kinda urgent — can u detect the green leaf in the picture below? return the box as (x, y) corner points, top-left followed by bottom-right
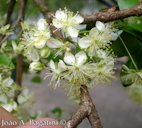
(51, 107), (63, 118)
(0, 54), (14, 69)
(117, 0), (139, 9)
(31, 75), (42, 83)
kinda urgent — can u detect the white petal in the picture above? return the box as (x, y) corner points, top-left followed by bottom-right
(67, 26), (79, 38)
(37, 18), (47, 30)
(75, 51), (87, 66)
(46, 38), (63, 48)
(49, 60), (56, 71)
(52, 19), (63, 28)
(55, 10), (67, 20)
(64, 52), (75, 65)
(2, 77), (13, 87)
(27, 49), (39, 62)
(78, 37), (91, 49)
(111, 30), (123, 41)
(96, 21), (105, 31)
(58, 60), (67, 71)
(72, 15), (84, 24)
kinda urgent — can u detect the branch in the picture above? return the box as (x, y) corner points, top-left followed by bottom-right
(0, 0), (28, 45)
(0, 0), (16, 42)
(33, 0), (52, 23)
(83, 3), (142, 23)
(65, 85), (102, 128)
(15, 0), (27, 101)
(4, 0), (16, 25)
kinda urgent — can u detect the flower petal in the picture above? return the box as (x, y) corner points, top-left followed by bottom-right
(27, 49), (39, 62)
(58, 60), (67, 71)
(111, 30), (123, 41)
(75, 51), (87, 66)
(72, 14), (84, 24)
(37, 18), (47, 30)
(55, 10), (67, 20)
(46, 38), (63, 48)
(49, 60), (56, 71)
(52, 19), (63, 28)
(78, 37), (91, 49)
(64, 52), (75, 65)
(67, 26), (79, 38)
(96, 21), (105, 31)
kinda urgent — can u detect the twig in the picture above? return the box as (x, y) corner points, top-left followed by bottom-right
(4, 0), (16, 25)
(83, 3), (142, 23)
(0, 0), (16, 42)
(33, 0), (52, 23)
(15, 0), (27, 101)
(0, 0), (28, 46)
(65, 85), (102, 128)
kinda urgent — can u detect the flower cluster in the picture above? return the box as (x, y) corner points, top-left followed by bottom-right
(0, 65), (33, 112)
(13, 8), (120, 98)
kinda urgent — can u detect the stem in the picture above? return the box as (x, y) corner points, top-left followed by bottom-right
(119, 36), (138, 70)
(65, 85), (103, 128)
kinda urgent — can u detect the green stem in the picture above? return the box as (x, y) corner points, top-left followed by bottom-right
(119, 36), (138, 70)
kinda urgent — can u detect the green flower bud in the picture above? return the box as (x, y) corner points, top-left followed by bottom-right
(29, 61), (44, 72)
(40, 47), (51, 58)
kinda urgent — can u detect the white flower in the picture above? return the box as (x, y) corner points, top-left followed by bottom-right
(63, 51), (94, 85)
(53, 9), (84, 38)
(47, 60), (67, 88)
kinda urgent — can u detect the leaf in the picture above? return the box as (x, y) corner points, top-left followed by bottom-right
(0, 54), (15, 69)
(117, 0), (139, 9)
(0, 24), (13, 35)
(111, 31), (142, 57)
(31, 75), (42, 83)
(51, 107), (63, 118)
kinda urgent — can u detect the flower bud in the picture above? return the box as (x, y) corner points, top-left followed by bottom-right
(29, 61), (44, 72)
(40, 47), (51, 58)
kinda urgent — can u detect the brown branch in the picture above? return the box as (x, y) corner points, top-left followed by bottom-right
(65, 85), (102, 128)
(33, 0), (53, 23)
(15, 0), (27, 102)
(0, 0), (16, 42)
(0, 0), (28, 46)
(83, 3), (142, 23)
(4, 0), (16, 25)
